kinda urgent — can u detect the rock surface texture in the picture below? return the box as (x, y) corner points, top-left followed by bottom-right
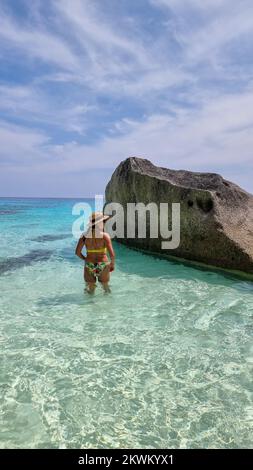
(105, 157), (253, 275)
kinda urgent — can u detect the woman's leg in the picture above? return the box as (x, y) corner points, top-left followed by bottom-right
(98, 264), (111, 293)
(84, 266), (96, 294)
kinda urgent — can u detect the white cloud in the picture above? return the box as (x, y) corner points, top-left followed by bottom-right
(0, 9), (80, 72)
(7, 86), (250, 173)
(0, 0), (192, 99)
(50, 0), (190, 97)
(0, 0), (253, 195)
(152, 0), (253, 65)
(0, 84), (96, 134)
(0, 120), (49, 164)
(54, 0), (150, 68)
(152, 0), (237, 13)
(44, 86), (253, 184)
(184, 4), (253, 63)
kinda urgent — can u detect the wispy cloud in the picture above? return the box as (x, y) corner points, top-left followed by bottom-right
(0, 83), (97, 134)
(0, 0), (253, 195)
(47, 85), (253, 170)
(54, 0), (150, 67)
(152, 0), (253, 64)
(0, 8), (80, 72)
(0, 120), (49, 166)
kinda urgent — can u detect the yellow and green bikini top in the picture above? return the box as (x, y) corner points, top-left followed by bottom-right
(86, 247), (107, 254)
(82, 235), (107, 254)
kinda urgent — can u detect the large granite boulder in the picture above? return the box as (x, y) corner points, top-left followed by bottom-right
(105, 157), (253, 275)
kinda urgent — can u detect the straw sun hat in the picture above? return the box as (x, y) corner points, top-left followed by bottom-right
(88, 211), (111, 228)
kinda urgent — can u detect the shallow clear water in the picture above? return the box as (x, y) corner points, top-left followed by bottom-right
(0, 198), (252, 449)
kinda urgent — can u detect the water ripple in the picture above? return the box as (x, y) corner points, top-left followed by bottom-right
(0, 199), (253, 448)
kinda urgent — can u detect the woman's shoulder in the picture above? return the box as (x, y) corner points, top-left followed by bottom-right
(103, 232), (111, 242)
(80, 231), (88, 242)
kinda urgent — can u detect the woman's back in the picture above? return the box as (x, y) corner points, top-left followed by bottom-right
(84, 229), (108, 262)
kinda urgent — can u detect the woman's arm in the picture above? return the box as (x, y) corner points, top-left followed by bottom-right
(75, 236), (86, 261)
(104, 233), (115, 270)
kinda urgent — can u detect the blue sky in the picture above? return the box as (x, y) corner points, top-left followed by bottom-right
(0, 0), (253, 197)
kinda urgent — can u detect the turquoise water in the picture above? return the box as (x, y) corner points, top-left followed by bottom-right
(0, 198), (252, 449)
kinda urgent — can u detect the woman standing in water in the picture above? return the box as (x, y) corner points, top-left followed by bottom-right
(75, 212), (115, 294)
